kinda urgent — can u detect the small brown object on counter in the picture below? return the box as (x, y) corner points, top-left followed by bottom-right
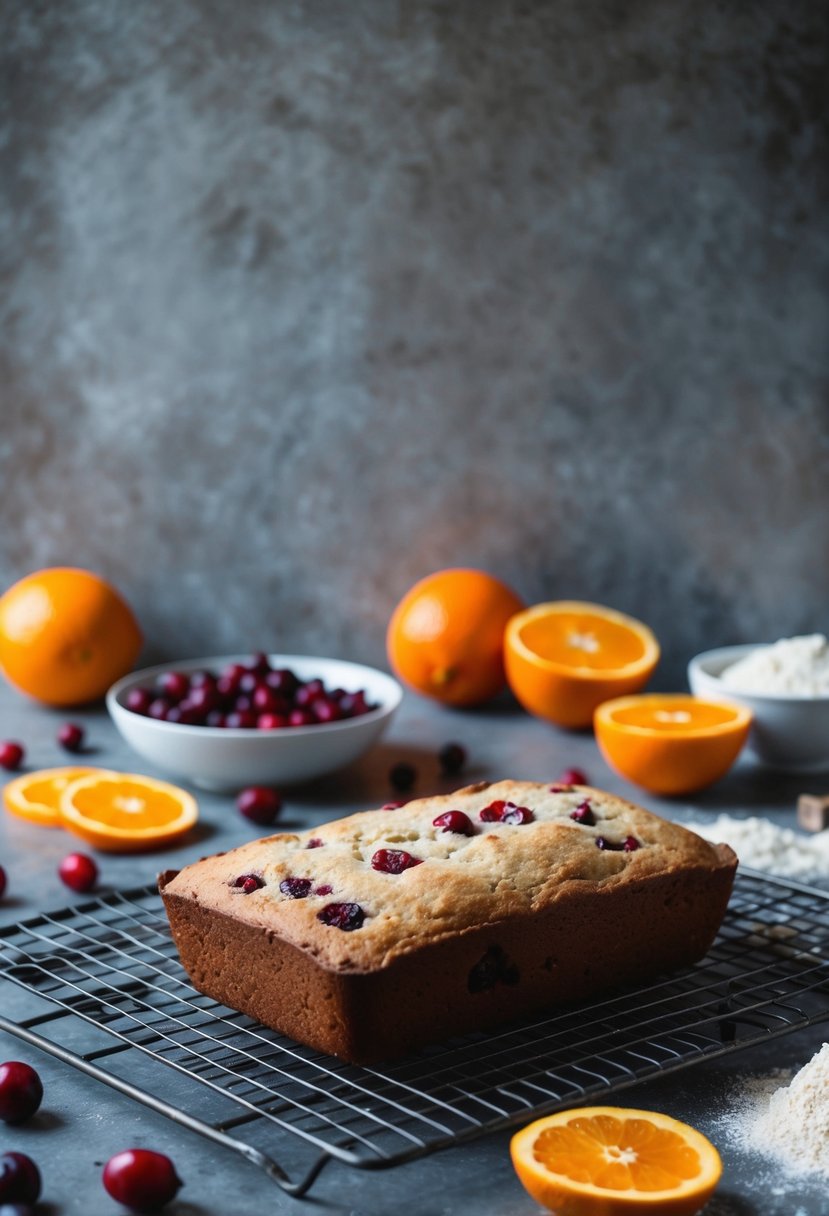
(796, 793), (829, 833)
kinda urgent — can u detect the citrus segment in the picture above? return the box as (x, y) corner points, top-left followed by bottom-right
(595, 694), (751, 795)
(0, 567), (142, 706)
(59, 772), (198, 852)
(505, 602), (660, 728)
(511, 1106), (722, 1215)
(3, 767), (99, 828)
(387, 569), (524, 706)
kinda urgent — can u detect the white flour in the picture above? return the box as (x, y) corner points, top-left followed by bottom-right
(751, 1044), (829, 1177)
(721, 634), (829, 697)
(691, 814), (829, 881)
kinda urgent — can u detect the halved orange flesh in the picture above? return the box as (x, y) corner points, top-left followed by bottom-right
(511, 1106), (722, 1216)
(59, 771), (198, 852)
(4, 766), (99, 827)
(595, 694), (752, 795)
(504, 602), (660, 728)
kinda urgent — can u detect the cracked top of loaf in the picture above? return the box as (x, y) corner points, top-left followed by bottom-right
(160, 780), (736, 973)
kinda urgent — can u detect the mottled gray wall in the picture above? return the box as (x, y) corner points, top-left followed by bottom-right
(1, 0), (827, 687)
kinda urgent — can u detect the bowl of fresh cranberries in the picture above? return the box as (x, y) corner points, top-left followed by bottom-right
(107, 653), (402, 790)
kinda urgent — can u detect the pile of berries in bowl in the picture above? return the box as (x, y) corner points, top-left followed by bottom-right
(107, 654), (403, 790)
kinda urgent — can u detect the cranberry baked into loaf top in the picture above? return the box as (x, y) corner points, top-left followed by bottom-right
(161, 781), (737, 1061)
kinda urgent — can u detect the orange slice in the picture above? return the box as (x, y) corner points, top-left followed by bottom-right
(4, 766), (99, 828)
(59, 771), (198, 852)
(504, 602), (660, 728)
(595, 694), (752, 795)
(511, 1106), (722, 1216)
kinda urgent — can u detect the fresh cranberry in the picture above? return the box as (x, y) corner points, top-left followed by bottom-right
(317, 902), (365, 931)
(293, 683), (317, 708)
(339, 690), (372, 717)
(479, 800), (533, 825)
(266, 668), (299, 696)
(246, 651), (271, 673)
(166, 705), (198, 725)
(188, 670), (215, 690)
(288, 708), (314, 727)
(125, 687), (153, 715)
(233, 694), (254, 712)
(389, 761), (416, 791)
(0, 742), (24, 771)
(184, 685), (219, 714)
(238, 671), (260, 694)
(103, 1148), (181, 1212)
(279, 877), (312, 899)
(438, 742), (467, 776)
(225, 710), (257, 729)
(314, 884), (333, 895)
(623, 836), (641, 851)
(0, 867), (6, 900)
(306, 838), (324, 848)
(311, 697), (342, 723)
(570, 801), (596, 825)
(257, 712), (289, 730)
(381, 801), (405, 810)
(217, 671), (243, 699)
(159, 671), (190, 702)
(0, 1063), (43, 1124)
(251, 686), (280, 714)
(559, 766), (588, 786)
(433, 810), (475, 836)
(58, 852), (98, 893)
(206, 710), (226, 727)
(0, 1154), (40, 1204)
(371, 848), (422, 874)
(232, 874), (265, 894)
(147, 698), (169, 721)
(237, 786), (282, 826)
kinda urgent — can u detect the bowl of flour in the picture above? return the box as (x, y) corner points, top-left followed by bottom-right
(688, 635), (829, 772)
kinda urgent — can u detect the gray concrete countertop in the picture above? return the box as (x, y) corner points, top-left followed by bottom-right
(0, 678), (827, 1215)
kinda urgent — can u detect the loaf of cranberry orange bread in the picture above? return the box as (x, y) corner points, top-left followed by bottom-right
(160, 780), (737, 1063)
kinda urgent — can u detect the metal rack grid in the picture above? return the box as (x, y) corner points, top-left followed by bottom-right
(0, 868), (827, 1197)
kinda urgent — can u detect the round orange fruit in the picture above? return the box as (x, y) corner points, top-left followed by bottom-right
(511, 1105), (722, 1216)
(504, 601), (660, 728)
(386, 569), (524, 707)
(0, 567), (142, 706)
(594, 694), (752, 795)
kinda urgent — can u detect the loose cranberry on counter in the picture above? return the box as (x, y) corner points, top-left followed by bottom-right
(559, 766), (588, 786)
(0, 742), (24, 772)
(0, 1063), (43, 1125)
(433, 810), (475, 836)
(57, 722), (85, 752)
(0, 1153), (40, 1205)
(389, 761), (417, 791)
(371, 848), (422, 874)
(58, 852), (98, 894)
(103, 1148), (181, 1212)
(438, 742), (467, 776)
(236, 786), (283, 826)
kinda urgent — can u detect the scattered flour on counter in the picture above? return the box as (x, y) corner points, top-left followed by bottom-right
(691, 814), (829, 881)
(721, 633), (829, 696)
(750, 1044), (829, 1179)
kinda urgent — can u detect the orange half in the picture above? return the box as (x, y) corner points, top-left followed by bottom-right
(59, 771), (198, 852)
(505, 602), (660, 728)
(511, 1106), (722, 1216)
(595, 694), (752, 795)
(4, 766), (99, 828)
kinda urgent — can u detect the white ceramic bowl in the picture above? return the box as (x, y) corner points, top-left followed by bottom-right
(688, 644), (829, 773)
(107, 654), (403, 790)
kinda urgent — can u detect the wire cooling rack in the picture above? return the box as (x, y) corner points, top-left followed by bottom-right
(0, 869), (827, 1198)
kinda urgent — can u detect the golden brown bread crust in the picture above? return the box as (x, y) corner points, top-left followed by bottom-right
(160, 781), (737, 1062)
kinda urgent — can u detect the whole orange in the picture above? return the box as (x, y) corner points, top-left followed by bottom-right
(386, 568), (524, 706)
(0, 567), (142, 706)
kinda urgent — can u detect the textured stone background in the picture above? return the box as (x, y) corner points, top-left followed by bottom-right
(0, 0), (827, 686)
